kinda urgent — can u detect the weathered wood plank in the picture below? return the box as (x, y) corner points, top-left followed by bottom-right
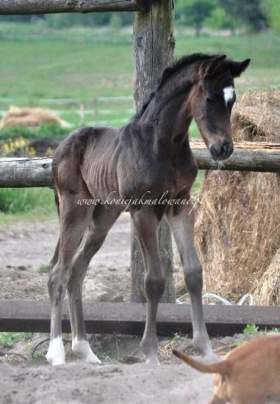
(0, 157), (53, 187)
(0, 0), (147, 14)
(193, 143), (280, 172)
(0, 300), (279, 336)
(0, 142), (280, 188)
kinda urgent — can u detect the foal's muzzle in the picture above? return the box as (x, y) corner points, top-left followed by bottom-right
(209, 139), (233, 161)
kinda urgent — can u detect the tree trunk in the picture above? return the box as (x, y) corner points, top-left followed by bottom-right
(131, 0), (176, 303)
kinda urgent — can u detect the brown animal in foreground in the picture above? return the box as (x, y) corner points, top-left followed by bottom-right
(173, 335), (280, 404)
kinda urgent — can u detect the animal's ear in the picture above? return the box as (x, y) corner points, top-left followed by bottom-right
(199, 55), (226, 79)
(229, 59), (251, 77)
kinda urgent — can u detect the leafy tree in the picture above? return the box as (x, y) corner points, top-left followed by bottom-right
(219, 0), (267, 32)
(176, 0), (215, 36)
(263, 0), (280, 32)
(205, 7), (237, 31)
(45, 13), (111, 29)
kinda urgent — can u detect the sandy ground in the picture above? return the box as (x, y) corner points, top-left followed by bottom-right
(0, 360), (213, 404)
(0, 214), (246, 404)
(0, 213), (132, 302)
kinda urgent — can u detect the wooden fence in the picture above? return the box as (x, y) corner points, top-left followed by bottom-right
(0, 141), (279, 188)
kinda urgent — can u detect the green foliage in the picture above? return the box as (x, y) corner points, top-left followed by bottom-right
(44, 12), (132, 29)
(263, 0), (280, 32)
(0, 124), (68, 141)
(110, 14), (122, 30)
(0, 15), (33, 23)
(38, 264), (50, 274)
(45, 13), (110, 29)
(243, 324), (260, 335)
(205, 7), (235, 30)
(0, 332), (32, 348)
(219, 0), (267, 32)
(0, 188), (55, 214)
(176, 0), (215, 35)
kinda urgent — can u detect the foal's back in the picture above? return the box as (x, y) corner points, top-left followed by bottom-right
(53, 126), (120, 199)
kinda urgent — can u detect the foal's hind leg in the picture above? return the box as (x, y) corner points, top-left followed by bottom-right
(49, 238), (59, 270)
(46, 194), (92, 366)
(131, 208), (164, 364)
(68, 206), (121, 363)
(166, 204), (212, 358)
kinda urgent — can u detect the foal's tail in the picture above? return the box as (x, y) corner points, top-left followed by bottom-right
(172, 349), (230, 375)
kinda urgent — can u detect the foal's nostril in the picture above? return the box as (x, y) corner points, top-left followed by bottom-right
(209, 144), (219, 160)
(210, 140), (233, 161)
(221, 140), (233, 158)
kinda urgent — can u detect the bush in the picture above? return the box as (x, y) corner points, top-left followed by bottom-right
(0, 188), (55, 214)
(0, 124), (69, 141)
(206, 7), (236, 30)
(263, 0), (280, 33)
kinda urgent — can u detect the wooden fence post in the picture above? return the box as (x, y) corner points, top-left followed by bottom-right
(131, 0), (176, 303)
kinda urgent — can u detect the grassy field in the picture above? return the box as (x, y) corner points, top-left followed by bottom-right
(0, 23), (279, 215)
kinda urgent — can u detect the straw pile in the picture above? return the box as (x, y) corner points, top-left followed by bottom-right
(0, 106), (70, 129)
(195, 91), (280, 304)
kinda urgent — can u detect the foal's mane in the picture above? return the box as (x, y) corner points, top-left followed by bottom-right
(134, 53), (215, 121)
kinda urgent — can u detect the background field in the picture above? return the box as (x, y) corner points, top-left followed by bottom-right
(0, 23), (279, 217)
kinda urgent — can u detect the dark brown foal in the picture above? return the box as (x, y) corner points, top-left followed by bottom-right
(46, 53), (250, 365)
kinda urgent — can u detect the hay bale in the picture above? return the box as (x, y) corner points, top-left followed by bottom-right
(254, 248), (280, 305)
(0, 106), (70, 129)
(195, 91), (280, 302)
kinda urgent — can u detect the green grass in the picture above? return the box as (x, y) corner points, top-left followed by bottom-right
(243, 324), (260, 335)
(0, 25), (279, 105)
(0, 124), (68, 141)
(0, 188), (56, 215)
(0, 25), (278, 130)
(0, 332), (32, 348)
(0, 24), (279, 216)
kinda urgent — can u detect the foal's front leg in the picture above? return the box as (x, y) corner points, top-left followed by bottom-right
(166, 204), (213, 357)
(131, 208), (164, 364)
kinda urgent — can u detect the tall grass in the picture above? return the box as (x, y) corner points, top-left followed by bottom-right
(0, 188), (56, 214)
(0, 123), (69, 141)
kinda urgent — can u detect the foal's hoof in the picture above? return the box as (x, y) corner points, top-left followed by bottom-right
(203, 351), (220, 364)
(145, 355), (160, 366)
(72, 339), (101, 364)
(193, 335), (213, 358)
(46, 354), (66, 366)
(46, 336), (66, 366)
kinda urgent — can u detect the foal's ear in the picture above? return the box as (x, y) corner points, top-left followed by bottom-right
(199, 55), (226, 79)
(229, 59), (251, 77)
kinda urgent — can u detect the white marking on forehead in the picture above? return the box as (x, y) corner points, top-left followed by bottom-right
(223, 86), (235, 106)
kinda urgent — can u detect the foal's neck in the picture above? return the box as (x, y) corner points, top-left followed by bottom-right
(136, 68), (196, 157)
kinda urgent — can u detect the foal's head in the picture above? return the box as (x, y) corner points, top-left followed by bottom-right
(190, 55), (250, 161)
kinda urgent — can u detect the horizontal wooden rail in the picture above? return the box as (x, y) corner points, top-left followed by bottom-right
(0, 300), (279, 336)
(193, 141), (280, 173)
(0, 157), (53, 187)
(0, 142), (279, 187)
(0, 0), (147, 15)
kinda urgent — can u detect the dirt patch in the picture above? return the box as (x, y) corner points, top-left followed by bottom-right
(0, 213), (184, 302)
(0, 214), (266, 404)
(0, 214), (132, 302)
(0, 360), (213, 404)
